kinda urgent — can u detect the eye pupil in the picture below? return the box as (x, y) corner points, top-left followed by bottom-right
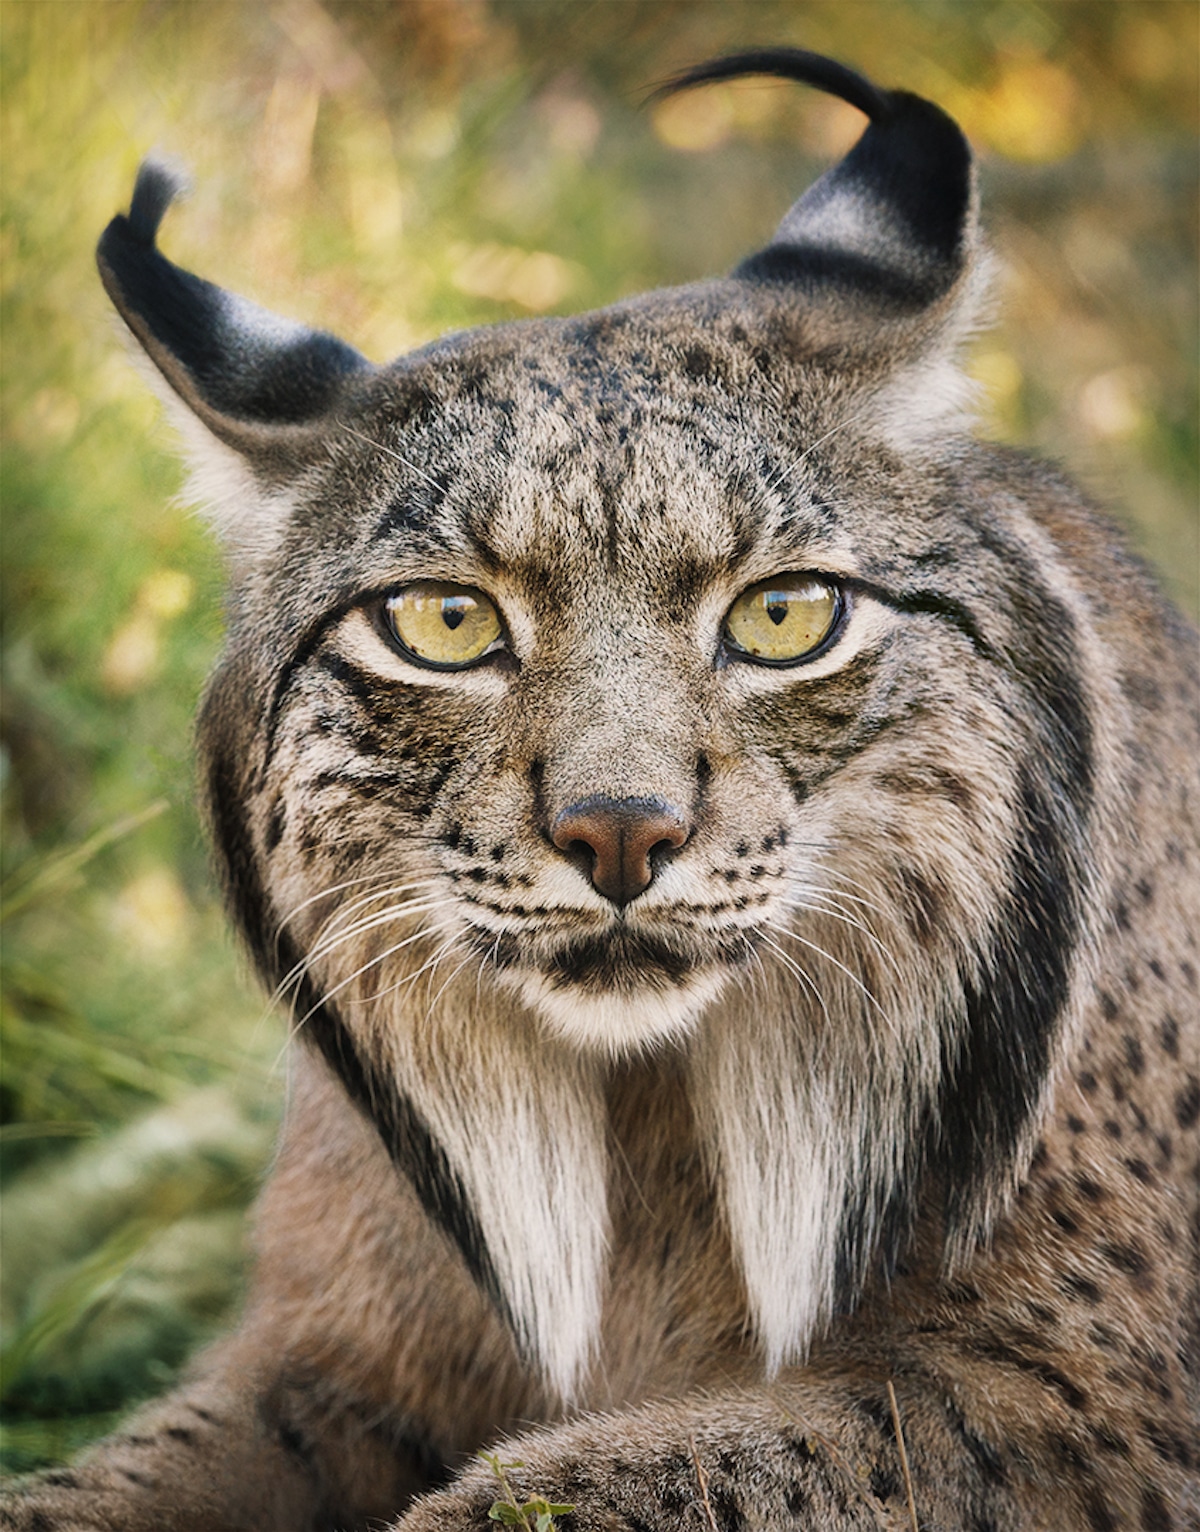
(765, 595), (788, 626)
(441, 602), (467, 631)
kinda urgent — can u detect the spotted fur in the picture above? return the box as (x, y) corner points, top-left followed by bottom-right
(5, 48), (1197, 1532)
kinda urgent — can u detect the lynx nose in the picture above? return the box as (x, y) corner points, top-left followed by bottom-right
(551, 795), (690, 908)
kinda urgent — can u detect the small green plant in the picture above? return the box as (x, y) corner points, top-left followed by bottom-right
(482, 1451), (574, 1531)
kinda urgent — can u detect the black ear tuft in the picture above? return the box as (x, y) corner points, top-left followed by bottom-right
(653, 47), (890, 123)
(658, 48), (975, 313)
(126, 156), (190, 247)
(97, 158), (372, 435)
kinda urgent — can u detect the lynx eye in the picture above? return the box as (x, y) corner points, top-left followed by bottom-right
(383, 582), (503, 668)
(723, 574), (842, 665)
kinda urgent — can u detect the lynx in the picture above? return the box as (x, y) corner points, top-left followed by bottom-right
(4, 47), (1197, 1532)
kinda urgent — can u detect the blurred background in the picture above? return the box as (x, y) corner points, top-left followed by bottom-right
(2, 0), (1196, 1472)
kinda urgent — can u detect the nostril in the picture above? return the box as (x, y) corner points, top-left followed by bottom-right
(649, 833), (683, 865)
(560, 835), (598, 876)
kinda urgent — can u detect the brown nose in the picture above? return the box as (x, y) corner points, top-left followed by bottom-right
(551, 795), (690, 907)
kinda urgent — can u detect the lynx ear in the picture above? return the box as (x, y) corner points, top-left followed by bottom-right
(658, 47), (986, 443)
(97, 160), (374, 548)
(97, 159), (373, 441)
(660, 50), (976, 316)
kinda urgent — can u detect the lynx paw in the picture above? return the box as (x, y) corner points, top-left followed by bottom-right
(394, 1419), (887, 1532)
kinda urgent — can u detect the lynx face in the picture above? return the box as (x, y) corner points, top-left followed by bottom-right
(252, 326), (1063, 1072)
(257, 338), (1011, 1060)
(96, 60), (1117, 1396)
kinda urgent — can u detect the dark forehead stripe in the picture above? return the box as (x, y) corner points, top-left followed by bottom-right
(371, 485), (442, 542)
(359, 329), (870, 584)
(458, 494), (517, 576)
(202, 734), (510, 1331)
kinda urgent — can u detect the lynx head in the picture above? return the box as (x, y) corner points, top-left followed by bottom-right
(98, 51), (1102, 1400)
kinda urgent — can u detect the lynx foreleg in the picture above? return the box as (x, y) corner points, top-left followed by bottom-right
(393, 1366), (1180, 1532)
(0, 1328), (442, 1532)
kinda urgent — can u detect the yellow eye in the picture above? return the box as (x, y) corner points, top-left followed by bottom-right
(384, 582), (503, 668)
(724, 574), (842, 665)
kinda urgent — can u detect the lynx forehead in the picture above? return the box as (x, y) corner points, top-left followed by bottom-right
(5, 45), (1195, 1532)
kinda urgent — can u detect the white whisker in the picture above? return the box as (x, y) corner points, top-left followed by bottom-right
(342, 424), (446, 492)
(313, 877), (444, 931)
(290, 920), (456, 1032)
(756, 932), (830, 1026)
(782, 893), (900, 977)
(807, 867), (894, 914)
(424, 944), (482, 1016)
(350, 924), (463, 1006)
(270, 897), (458, 1010)
(278, 871), (412, 929)
(304, 897), (457, 967)
(774, 402), (881, 496)
(302, 880), (445, 958)
(736, 932), (772, 1009)
(476, 933), (504, 1005)
(764, 920), (898, 1039)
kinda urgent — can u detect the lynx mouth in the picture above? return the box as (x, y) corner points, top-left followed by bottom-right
(513, 936), (733, 1053)
(473, 915), (755, 993)
(470, 918), (741, 1050)
(544, 928), (697, 992)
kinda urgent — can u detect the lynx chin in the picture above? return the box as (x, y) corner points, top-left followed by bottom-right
(4, 46), (1197, 1532)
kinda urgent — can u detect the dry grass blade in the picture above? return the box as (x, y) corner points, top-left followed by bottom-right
(0, 800), (169, 920)
(887, 1380), (919, 1532)
(688, 1436), (719, 1532)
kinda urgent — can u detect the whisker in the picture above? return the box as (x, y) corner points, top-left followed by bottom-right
(757, 932), (831, 1026)
(806, 867), (894, 914)
(310, 879), (443, 933)
(303, 879), (446, 953)
(278, 871), (414, 929)
(270, 897), (458, 1010)
(272, 870), (400, 966)
(737, 932), (772, 1010)
(296, 892), (455, 957)
(293, 922), (454, 1030)
(273, 872), (439, 979)
(487, 932), (508, 992)
(774, 402), (881, 495)
(374, 928), (465, 1004)
(342, 424), (446, 492)
(350, 924), (463, 1006)
(424, 944), (481, 1016)
(476, 933), (503, 1005)
(764, 921), (898, 1039)
(286, 904), (455, 1014)
(781, 893), (900, 977)
(304, 897), (457, 964)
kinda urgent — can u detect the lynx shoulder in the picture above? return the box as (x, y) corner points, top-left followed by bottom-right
(4, 46), (1197, 1532)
